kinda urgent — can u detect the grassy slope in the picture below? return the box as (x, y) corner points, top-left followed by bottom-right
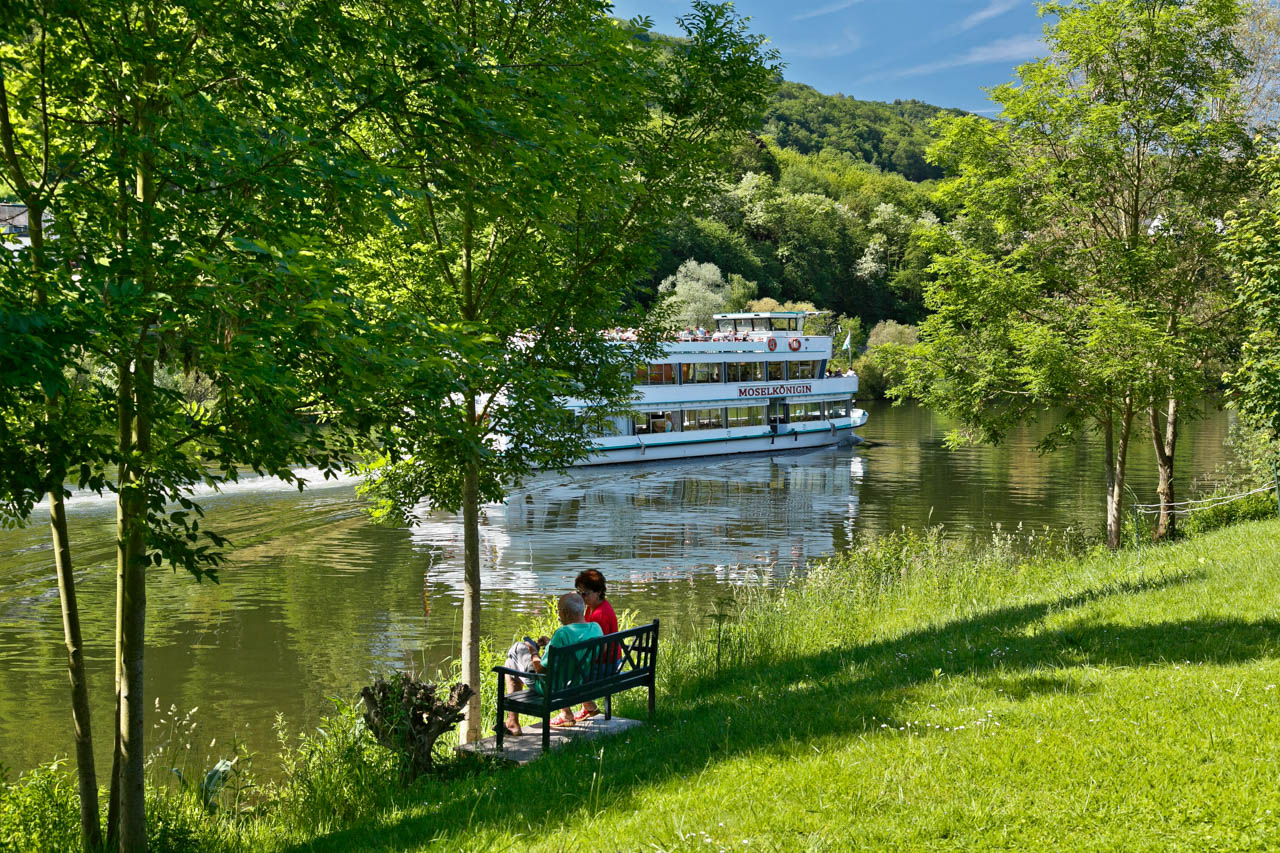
(270, 519), (1280, 852)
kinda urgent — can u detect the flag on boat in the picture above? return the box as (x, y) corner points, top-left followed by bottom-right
(841, 332), (852, 351)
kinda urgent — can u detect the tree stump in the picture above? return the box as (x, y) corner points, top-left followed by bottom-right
(359, 674), (474, 778)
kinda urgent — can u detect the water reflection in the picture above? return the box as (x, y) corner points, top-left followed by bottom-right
(406, 450), (862, 610)
(0, 401), (1233, 775)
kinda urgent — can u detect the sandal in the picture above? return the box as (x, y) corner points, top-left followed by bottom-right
(574, 707), (599, 722)
(550, 713), (575, 727)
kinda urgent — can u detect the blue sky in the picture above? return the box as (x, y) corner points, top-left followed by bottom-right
(608, 0), (1050, 113)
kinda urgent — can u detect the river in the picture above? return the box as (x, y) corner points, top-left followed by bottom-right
(0, 400), (1235, 775)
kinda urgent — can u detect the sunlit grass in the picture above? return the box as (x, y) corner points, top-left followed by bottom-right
(257, 520), (1280, 851)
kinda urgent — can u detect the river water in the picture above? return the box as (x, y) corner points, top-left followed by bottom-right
(0, 401), (1234, 774)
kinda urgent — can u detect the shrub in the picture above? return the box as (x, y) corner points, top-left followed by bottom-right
(271, 701), (400, 833)
(852, 320), (918, 399)
(1183, 490), (1279, 536)
(0, 762), (79, 853)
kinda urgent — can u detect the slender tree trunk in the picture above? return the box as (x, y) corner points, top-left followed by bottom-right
(109, 356), (131, 849)
(456, 183), (484, 744)
(27, 205), (103, 852)
(459, 452), (483, 743)
(1103, 393), (1135, 550)
(50, 491), (102, 852)
(117, 357), (151, 853)
(1151, 397), (1179, 540)
(1104, 412), (1117, 549)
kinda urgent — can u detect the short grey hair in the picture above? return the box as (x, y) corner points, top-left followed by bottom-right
(559, 592), (585, 619)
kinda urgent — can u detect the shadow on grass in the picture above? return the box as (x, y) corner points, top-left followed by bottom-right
(285, 569), (1280, 850)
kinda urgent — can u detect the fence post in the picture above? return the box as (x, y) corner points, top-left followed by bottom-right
(1273, 462), (1280, 521)
(1132, 505), (1141, 548)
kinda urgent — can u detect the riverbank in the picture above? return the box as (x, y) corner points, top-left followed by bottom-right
(6, 520), (1280, 850)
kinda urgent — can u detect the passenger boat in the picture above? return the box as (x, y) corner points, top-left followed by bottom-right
(564, 311), (868, 466)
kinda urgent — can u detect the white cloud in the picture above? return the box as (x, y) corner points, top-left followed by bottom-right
(782, 27), (863, 59)
(791, 0), (862, 23)
(956, 0), (1023, 32)
(869, 32), (1043, 80)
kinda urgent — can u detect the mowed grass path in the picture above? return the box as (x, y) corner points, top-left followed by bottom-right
(282, 521), (1280, 852)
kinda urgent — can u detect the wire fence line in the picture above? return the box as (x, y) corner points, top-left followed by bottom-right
(1132, 484), (1277, 517)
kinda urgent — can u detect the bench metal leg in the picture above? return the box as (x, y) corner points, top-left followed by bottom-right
(605, 692), (612, 720)
(648, 679), (655, 719)
(496, 677), (505, 752)
(542, 714), (551, 753)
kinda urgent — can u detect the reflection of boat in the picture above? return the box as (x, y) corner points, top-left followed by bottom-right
(407, 448), (864, 600)
(564, 311), (868, 466)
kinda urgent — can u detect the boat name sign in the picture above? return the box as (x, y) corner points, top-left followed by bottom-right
(738, 382), (812, 398)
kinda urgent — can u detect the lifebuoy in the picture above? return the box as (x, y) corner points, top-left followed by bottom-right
(768, 338), (777, 351)
(788, 338), (802, 351)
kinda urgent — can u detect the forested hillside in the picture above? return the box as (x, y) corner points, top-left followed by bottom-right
(764, 81), (965, 182)
(639, 75), (965, 331)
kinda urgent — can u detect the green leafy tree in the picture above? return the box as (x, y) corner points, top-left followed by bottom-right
(1, 3), (406, 848)
(658, 259), (756, 329)
(892, 0), (1253, 548)
(0, 8), (115, 848)
(1225, 145), (1280, 439)
(352, 0), (779, 743)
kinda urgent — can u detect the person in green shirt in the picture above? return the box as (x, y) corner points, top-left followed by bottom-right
(501, 592), (602, 736)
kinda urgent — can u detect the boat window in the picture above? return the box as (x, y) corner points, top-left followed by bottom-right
(726, 362), (764, 383)
(767, 361), (784, 381)
(769, 318), (790, 331)
(768, 399), (786, 425)
(752, 318), (769, 331)
(790, 402), (823, 423)
(579, 412), (623, 437)
(788, 360), (819, 380)
(683, 407), (725, 431)
(716, 318), (735, 333)
(634, 410), (679, 435)
(826, 399), (851, 419)
(727, 406), (766, 428)
(636, 363), (677, 385)
(680, 362), (723, 384)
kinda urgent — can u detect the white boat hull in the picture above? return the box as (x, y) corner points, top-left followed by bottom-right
(574, 411), (868, 467)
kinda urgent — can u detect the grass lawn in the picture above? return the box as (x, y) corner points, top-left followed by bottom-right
(271, 519), (1280, 852)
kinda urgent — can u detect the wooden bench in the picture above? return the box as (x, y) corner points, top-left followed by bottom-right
(492, 620), (659, 753)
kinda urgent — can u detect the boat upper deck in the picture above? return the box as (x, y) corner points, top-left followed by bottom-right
(603, 311), (834, 359)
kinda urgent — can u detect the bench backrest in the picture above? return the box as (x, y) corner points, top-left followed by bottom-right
(544, 619), (659, 696)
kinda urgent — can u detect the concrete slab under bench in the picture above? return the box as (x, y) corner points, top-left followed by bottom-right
(456, 716), (642, 765)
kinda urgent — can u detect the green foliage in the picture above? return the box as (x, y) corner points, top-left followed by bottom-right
(1183, 491), (1279, 536)
(643, 142), (943, 327)
(892, 0), (1255, 546)
(763, 82), (965, 181)
(658, 260), (756, 329)
(1225, 144), (1280, 439)
(850, 320), (919, 398)
(272, 702), (400, 834)
(356, 0), (782, 515)
(0, 762), (78, 853)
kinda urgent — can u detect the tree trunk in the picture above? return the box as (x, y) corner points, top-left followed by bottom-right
(456, 184), (483, 744)
(117, 357), (151, 853)
(1103, 394), (1135, 550)
(28, 203), (103, 852)
(1150, 397), (1179, 540)
(458, 452), (483, 744)
(50, 491), (102, 852)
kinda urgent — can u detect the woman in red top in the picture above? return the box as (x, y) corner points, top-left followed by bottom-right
(551, 569), (619, 725)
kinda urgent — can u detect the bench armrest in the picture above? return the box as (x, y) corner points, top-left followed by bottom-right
(492, 665), (544, 681)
